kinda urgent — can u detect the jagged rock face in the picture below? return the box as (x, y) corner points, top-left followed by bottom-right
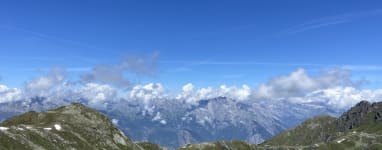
(0, 103), (144, 150)
(371, 102), (382, 121)
(338, 101), (382, 132)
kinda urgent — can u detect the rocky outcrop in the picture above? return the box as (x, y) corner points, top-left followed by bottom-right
(338, 100), (382, 132)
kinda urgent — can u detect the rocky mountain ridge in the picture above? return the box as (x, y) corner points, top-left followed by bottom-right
(0, 103), (146, 150)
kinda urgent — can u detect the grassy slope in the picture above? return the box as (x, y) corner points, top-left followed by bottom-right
(261, 115), (338, 146)
(0, 103), (144, 150)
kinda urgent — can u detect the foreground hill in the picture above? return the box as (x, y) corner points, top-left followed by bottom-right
(0, 103), (154, 150)
(261, 101), (382, 149)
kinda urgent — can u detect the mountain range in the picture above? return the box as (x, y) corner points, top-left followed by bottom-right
(1, 100), (382, 149)
(0, 96), (343, 149)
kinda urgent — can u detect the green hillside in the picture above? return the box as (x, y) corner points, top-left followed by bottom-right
(0, 103), (159, 150)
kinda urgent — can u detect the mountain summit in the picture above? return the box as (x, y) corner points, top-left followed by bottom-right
(0, 103), (145, 150)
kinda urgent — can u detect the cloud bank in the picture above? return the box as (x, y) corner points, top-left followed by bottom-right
(0, 84), (22, 103)
(0, 66), (380, 110)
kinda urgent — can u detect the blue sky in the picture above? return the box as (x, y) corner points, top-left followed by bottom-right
(1, 0), (382, 91)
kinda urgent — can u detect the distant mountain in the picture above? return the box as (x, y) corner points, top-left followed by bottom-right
(0, 103), (149, 150)
(181, 100), (382, 149)
(105, 96), (342, 149)
(0, 96), (342, 149)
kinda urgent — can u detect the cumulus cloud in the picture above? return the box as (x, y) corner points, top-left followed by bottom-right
(1, 65), (380, 110)
(78, 83), (117, 106)
(253, 68), (354, 99)
(81, 53), (159, 87)
(171, 68), (376, 109)
(177, 83), (251, 104)
(0, 84), (22, 103)
(297, 87), (382, 109)
(25, 67), (66, 96)
(220, 84), (251, 101)
(129, 83), (166, 104)
(247, 68), (379, 109)
(0, 53), (159, 106)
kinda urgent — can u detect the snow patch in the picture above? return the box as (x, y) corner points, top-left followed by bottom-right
(160, 120), (167, 125)
(43, 127), (52, 130)
(0, 126), (9, 131)
(337, 138), (346, 143)
(16, 127), (24, 131)
(54, 124), (62, 130)
(112, 119), (119, 125)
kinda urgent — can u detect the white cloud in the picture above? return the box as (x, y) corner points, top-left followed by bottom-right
(253, 68), (353, 99)
(183, 83), (194, 92)
(0, 67), (380, 110)
(160, 120), (167, 125)
(0, 84), (22, 103)
(152, 112), (162, 121)
(78, 83), (117, 106)
(176, 83), (195, 103)
(220, 84), (251, 101)
(177, 83), (252, 104)
(25, 67), (66, 96)
(299, 87), (382, 109)
(129, 83), (166, 104)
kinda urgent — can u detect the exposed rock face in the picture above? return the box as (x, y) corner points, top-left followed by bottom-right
(338, 100), (382, 132)
(0, 103), (145, 150)
(371, 102), (382, 121)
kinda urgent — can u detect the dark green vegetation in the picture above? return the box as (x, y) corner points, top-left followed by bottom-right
(0, 103), (162, 150)
(262, 115), (338, 146)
